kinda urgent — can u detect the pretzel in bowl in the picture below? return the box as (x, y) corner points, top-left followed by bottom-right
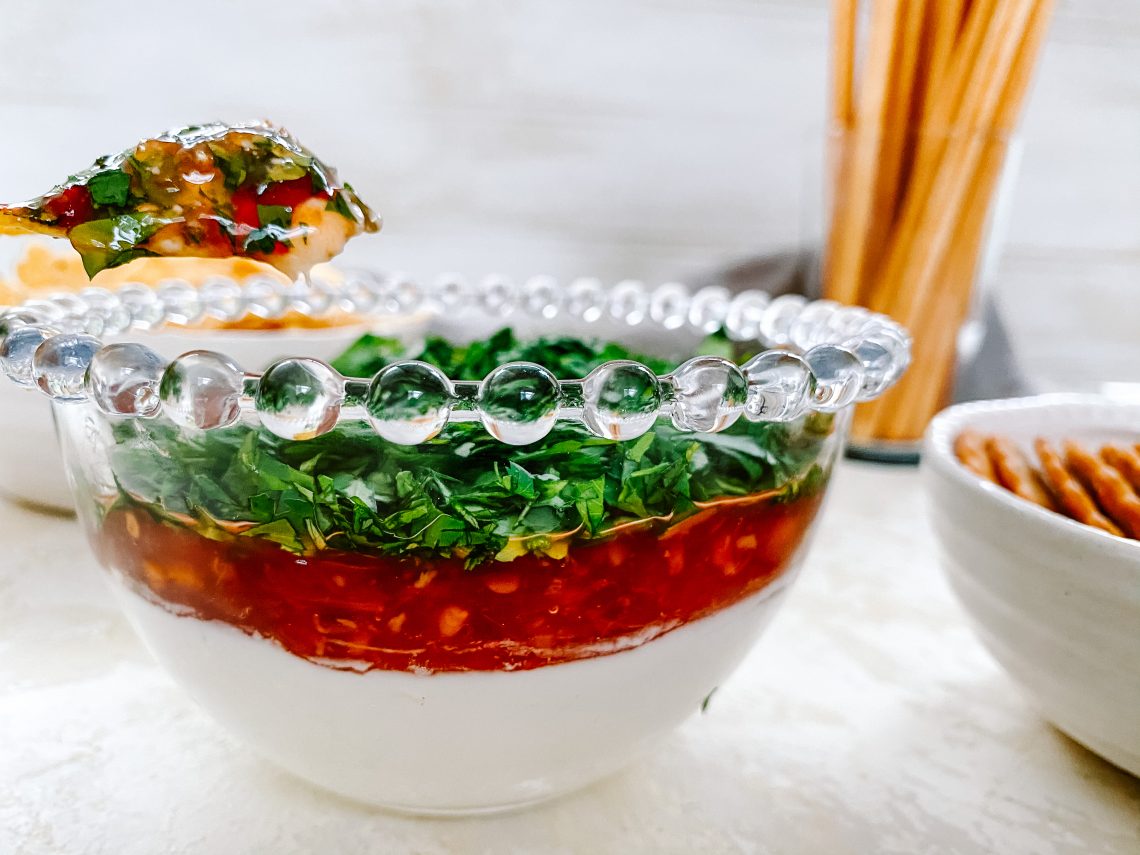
(954, 430), (1140, 542)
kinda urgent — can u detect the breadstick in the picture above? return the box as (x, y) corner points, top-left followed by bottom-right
(1064, 441), (1140, 538)
(985, 435), (1055, 509)
(954, 429), (999, 483)
(863, 0), (928, 292)
(1101, 444), (1140, 492)
(830, 0), (858, 128)
(1034, 439), (1123, 536)
(826, 0), (906, 306)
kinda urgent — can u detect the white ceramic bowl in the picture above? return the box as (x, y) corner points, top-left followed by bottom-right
(923, 395), (1140, 776)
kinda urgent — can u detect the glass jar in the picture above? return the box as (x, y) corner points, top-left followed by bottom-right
(819, 126), (1020, 459)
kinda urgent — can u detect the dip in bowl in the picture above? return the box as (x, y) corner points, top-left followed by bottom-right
(2, 276), (908, 812)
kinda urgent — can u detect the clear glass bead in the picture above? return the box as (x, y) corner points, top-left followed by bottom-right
(289, 279), (335, 317)
(383, 274), (414, 314)
(479, 275), (518, 316)
(81, 313), (108, 338)
(846, 338), (894, 399)
(348, 271), (396, 313)
(803, 344), (865, 411)
(19, 299), (64, 324)
(430, 273), (472, 313)
(582, 361), (662, 440)
(670, 356), (747, 433)
(565, 277), (606, 322)
(833, 305), (872, 340)
(788, 300), (841, 350)
(366, 360), (455, 444)
(649, 282), (690, 331)
(723, 290), (771, 342)
(741, 350), (813, 422)
(338, 271), (378, 314)
(199, 277), (245, 321)
(243, 276), (288, 318)
(477, 362), (561, 445)
(0, 309), (42, 345)
(78, 287), (116, 306)
(87, 343), (167, 417)
(33, 333), (102, 401)
(864, 326), (911, 383)
(390, 275), (424, 314)
(48, 293), (87, 320)
(156, 280), (203, 325)
(758, 294), (807, 346)
(160, 351), (246, 430)
(608, 280), (649, 326)
(79, 288), (132, 335)
(116, 283), (166, 329)
(522, 275), (561, 319)
(688, 286), (732, 335)
(363, 274), (406, 314)
(43, 296), (89, 335)
(255, 358), (344, 440)
(0, 325), (56, 387)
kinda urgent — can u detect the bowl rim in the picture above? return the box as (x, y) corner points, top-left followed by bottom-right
(1, 275), (911, 447)
(923, 393), (1140, 563)
(128, 316), (406, 344)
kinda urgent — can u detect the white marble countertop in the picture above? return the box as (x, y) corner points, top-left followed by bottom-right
(1, 461), (1137, 854)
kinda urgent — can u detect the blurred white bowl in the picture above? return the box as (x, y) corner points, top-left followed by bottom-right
(923, 395), (1140, 776)
(0, 318), (427, 512)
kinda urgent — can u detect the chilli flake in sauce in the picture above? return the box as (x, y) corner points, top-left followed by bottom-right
(0, 121), (379, 279)
(97, 493), (823, 673)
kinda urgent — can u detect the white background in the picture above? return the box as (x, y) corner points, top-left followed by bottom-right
(0, 0), (1136, 389)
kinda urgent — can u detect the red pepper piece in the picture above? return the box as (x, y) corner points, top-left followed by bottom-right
(258, 176), (321, 208)
(44, 185), (95, 228)
(231, 187), (260, 228)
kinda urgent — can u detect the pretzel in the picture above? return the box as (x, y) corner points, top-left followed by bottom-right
(1064, 441), (1140, 539)
(984, 435), (1055, 510)
(1033, 438), (1123, 537)
(954, 429), (999, 483)
(1101, 444), (1140, 493)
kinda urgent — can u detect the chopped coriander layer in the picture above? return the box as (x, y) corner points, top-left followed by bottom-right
(108, 330), (834, 566)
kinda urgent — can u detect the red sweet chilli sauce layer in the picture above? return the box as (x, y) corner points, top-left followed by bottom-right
(97, 494), (823, 673)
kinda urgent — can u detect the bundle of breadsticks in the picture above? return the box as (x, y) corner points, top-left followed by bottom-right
(826, 0), (1055, 442)
(956, 430), (1140, 540)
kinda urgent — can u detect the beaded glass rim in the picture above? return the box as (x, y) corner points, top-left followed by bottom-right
(0, 272), (911, 446)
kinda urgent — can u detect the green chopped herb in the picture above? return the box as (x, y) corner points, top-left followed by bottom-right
(331, 334), (407, 379)
(257, 204), (293, 229)
(87, 169), (132, 207)
(244, 222), (294, 254)
(700, 688), (718, 714)
(110, 329), (834, 566)
(210, 146), (250, 190)
(325, 191), (355, 221)
(263, 154), (311, 184)
(68, 213), (173, 276)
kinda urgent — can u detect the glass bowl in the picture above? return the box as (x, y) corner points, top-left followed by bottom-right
(0, 275), (909, 813)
